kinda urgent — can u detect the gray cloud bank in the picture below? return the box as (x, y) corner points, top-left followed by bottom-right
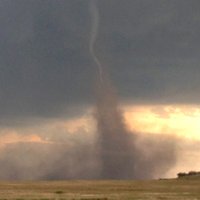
(0, 0), (200, 120)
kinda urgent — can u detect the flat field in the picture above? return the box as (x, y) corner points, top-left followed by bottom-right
(0, 179), (200, 200)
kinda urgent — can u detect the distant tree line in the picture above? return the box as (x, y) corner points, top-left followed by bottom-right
(177, 171), (200, 178)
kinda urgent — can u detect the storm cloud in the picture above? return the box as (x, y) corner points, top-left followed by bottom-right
(0, 0), (199, 121)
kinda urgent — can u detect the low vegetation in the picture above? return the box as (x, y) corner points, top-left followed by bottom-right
(177, 171), (200, 178)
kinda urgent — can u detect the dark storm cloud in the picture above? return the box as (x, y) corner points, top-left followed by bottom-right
(0, 0), (94, 119)
(97, 0), (200, 103)
(1, 0), (200, 120)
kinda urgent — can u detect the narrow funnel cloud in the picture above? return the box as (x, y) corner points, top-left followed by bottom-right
(89, 0), (103, 83)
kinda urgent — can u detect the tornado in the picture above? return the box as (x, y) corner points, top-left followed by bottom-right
(89, 0), (136, 178)
(89, 0), (176, 179)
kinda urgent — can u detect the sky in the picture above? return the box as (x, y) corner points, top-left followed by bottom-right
(1, 0), (200, 180)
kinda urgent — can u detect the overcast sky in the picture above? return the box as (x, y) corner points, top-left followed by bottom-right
(1, 0), (200, 122)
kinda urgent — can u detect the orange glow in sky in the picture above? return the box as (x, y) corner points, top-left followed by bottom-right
(123, 105), (200, 140)
(1, 104), (200, 149)
(0, 132), (51, 149)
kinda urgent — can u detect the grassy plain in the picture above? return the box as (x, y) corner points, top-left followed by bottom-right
(0, 178), (200, 200)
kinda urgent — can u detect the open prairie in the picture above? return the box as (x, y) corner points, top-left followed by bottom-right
(0, 179), (200, 200)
